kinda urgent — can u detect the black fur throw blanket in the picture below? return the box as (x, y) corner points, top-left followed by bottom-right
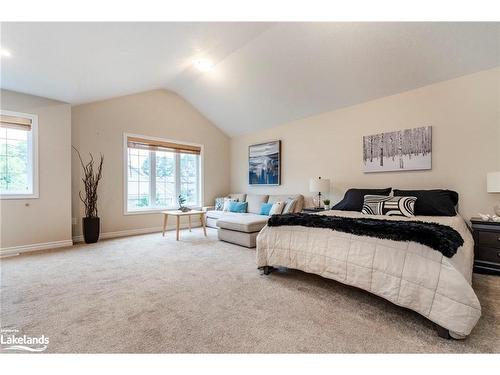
(267, 213), (464, 258)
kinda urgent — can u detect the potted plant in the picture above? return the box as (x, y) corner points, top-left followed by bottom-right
(323, 199), (331, 210)
(73, 147), (104, 244)
(178, 194), (191, 212)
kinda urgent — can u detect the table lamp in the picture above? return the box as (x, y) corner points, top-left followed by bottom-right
(487, 171), (500, 215)
(309, 177), (330, 209)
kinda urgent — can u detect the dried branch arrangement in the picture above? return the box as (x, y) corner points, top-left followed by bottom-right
(73, 146), (104, 218)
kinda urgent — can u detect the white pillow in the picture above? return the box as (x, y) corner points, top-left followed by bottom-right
(269, 201), (285, 215)
(223, 198), (237, 212)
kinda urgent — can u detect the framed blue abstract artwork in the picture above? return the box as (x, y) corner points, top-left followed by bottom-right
(248, 140), (281, 185)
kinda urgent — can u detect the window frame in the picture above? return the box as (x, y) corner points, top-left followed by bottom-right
(123, 132), (204, 215)
(0, 109), (39, 200)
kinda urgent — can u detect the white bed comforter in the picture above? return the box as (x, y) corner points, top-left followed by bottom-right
(256, 210), (481, 338)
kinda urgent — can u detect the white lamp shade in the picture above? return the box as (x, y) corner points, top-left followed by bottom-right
(487, 172), (500, 193)
(309, 177), (330, 193)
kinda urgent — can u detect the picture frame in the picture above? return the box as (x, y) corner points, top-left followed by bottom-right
(248, 140), (281, 185)
(363, 126), (432, 173)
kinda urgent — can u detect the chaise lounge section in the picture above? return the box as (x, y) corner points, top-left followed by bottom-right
(204, 193), (304, 248)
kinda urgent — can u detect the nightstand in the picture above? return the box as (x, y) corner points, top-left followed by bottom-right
(471, 218), (500, 275)
(302, 207), (326, 213)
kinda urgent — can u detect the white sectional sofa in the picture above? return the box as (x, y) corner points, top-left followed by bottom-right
(204, 193), (304, 248)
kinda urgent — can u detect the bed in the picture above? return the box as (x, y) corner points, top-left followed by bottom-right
(256, 209), (481, 339)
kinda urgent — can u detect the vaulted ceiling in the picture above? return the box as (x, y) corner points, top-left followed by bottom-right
(1, 22), (499, 136)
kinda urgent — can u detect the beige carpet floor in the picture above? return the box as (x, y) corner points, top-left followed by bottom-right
(1, 228), (499, 353)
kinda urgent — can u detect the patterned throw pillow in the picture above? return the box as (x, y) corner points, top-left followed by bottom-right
(214, 197), (225, 211)
(361, 195), (417, 217)
(282, 198), (297, 214)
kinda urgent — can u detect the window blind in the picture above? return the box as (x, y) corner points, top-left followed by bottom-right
(0, 114), (32, 131)
(127, 136), (201, 155)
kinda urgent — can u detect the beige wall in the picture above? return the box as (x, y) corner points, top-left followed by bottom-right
(71, 89), (230, 237)
(0, 90), (72, 248)
(230, 68), (500, 220)
(2, 69), (497, 247)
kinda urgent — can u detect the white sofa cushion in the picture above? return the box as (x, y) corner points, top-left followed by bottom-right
(228, 193), (246, 202)
(217, 214), (269, 233)
(246, 194), (269, 214)
(206, 210), (241, 220)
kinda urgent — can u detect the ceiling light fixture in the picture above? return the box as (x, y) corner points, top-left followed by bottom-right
(193, 58), (214, 72)
(0, 48), (11, 58)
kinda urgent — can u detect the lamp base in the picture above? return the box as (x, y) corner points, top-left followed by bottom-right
(313, 196), (322, 208)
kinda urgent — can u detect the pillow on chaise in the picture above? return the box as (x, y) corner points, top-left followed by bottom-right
(332, 188), (392, 212)
(214, 197), (225, 211)
(229, 201), (248, 213)
(393, 189), (458, 216)
(223, 198), (237, 211)
(361, 195), (417, 217)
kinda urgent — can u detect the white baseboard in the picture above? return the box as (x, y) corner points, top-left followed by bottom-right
(72, 222), (202, 243)
(0, 239), (74, 258)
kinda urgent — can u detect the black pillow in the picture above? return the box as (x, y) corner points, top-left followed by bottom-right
(393, 189), (458, 216)
(332, 188), (392, 212)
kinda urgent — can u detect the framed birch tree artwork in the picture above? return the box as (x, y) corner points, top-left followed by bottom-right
(363, 126), (432, 173)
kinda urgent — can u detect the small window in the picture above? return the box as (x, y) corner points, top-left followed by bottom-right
(124, 134), (202, 213)
(0, 110), (38, 199)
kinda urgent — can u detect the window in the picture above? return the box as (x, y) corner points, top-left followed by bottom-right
(124, 134), (202, 213)
(0, 110), (38, 199)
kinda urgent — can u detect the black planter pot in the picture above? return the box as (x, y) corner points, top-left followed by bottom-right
(82, 217), (100, 244)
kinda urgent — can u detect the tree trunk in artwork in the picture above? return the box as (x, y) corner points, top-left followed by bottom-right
(408, 132), (412, 159)
(398, 132), (404, 169)
(370, 137), (373, 162)
(390, 136), (395, 161)
(363, 139), (367, 163)
(422, 131), (426, 156)
(379, 134), (384, 167)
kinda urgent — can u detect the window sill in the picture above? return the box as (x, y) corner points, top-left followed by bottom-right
(0, 193), (39, 200)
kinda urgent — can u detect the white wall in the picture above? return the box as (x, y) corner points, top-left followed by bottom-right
(71, 89), (230, 238)
(230, 68), (500, 220)
(0, 90), (72, 250)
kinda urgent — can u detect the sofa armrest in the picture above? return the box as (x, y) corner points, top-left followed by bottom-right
(202, 206), (215, 212)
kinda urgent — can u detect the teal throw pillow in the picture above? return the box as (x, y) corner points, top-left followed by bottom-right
(229, 201), (248, 213)
(259, 203), (274, 215)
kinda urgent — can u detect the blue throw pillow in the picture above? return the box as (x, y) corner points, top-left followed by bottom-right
(259, 203), (273, 216)
(229, 201), (248, 213)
